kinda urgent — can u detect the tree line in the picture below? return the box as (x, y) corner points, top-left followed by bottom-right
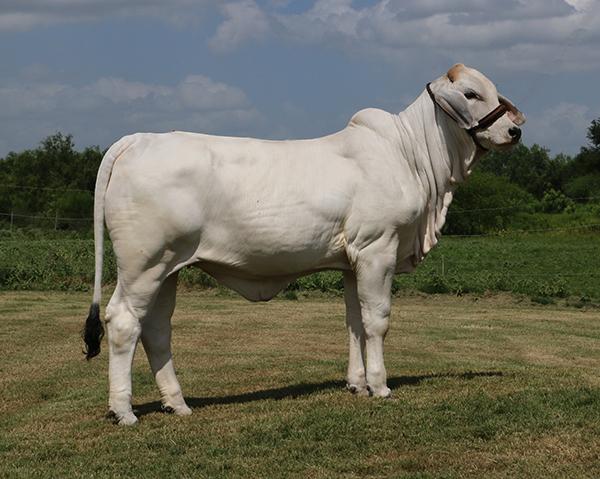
(1, 120), (599, 235)
(445, 119), (600, 234)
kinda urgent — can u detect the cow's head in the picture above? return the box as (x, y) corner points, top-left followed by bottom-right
(428, 63), (525, 151)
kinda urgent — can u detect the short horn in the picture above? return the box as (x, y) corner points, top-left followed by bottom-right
(447, 63), (465, 83)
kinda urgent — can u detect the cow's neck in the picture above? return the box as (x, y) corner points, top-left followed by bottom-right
(393, 90), (481, 263)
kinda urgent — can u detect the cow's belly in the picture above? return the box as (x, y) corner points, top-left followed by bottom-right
(193, 217), (350, 277)
(192, 227), (350, 301)
(192, 262), (294, 301)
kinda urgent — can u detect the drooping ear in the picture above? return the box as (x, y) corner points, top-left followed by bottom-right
(429, 76), (477, 129)
(498, 93), (526, 126)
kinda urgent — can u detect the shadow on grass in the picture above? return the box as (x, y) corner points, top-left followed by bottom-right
(133, 370), (503, 417)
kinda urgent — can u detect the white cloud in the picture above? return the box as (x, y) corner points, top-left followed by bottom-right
(0, 0), (215, 30)
(564, 0), (596, 12)
(204, 0), (600, 72)
(85, 77), (170, 103)
(0, 74), (249, 115)
(4, 0), (599, 74)
(209, 0), (269, 52)
(177, 75), (248, 109)
(0, 73), (262, 155)
(0, 12), (50, 30)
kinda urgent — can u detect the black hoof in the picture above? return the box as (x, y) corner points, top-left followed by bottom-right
(161, 405), (175, 414)
(105, 410), (119, 424)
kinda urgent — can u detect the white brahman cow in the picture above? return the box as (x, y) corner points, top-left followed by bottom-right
(83, 64), (525, 425)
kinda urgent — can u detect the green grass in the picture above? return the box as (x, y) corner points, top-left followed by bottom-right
(1, 234), (599, 301)
(1, 291), (600, 478)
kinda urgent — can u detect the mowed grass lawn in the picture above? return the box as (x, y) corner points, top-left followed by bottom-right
(1, 291), (600, 478)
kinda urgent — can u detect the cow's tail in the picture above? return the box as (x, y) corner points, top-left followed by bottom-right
(83, 134), (138, 360)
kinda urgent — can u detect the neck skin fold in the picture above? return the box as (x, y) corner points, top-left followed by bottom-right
(392, 90), (480, 263)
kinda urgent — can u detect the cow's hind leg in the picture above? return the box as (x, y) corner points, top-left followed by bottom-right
(140, 272), (191, 416)
(105, 265), (169, 425)
(105, 282), (144, 425)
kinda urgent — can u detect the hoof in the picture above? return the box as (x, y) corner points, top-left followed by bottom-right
(162, 404), (193, 416)
(367, 385), (392, 398)
(107, 410), (138, 426)
(346, 383), (369, 397)
(105, 410), (119, 424)
(175, 404), (193, 416)
(161, 405), (175, 414)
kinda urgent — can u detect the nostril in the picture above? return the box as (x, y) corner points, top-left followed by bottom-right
(509, 127), (521, 140)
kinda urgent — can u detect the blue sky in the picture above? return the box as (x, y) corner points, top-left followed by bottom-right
(0, 0), (598, 158)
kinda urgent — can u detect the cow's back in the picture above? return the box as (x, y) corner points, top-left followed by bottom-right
(104, 131), (362, 278)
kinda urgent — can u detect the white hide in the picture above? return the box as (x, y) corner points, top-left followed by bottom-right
(91, 64), (524, 425)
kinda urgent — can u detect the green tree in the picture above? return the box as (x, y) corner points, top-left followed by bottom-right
(541, 189), (574, 213)
(564, 174), (600, 200)
(587, 118), (600, 150)
(478, 144), (564, 199)
(0, 133), (102, 221)
(562, 118), (600, 200)
(445, 171), (537, 235)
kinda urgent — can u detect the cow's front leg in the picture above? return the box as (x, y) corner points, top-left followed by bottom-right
(354, 253), (395, 398)
(344, 271), (367, 395)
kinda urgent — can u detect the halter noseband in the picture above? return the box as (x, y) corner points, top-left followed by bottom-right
(426, 82), (508, 151)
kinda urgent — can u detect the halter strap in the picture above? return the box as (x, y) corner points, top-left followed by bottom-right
(426, 82), (508, 151)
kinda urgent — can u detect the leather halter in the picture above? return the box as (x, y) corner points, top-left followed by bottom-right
(426, 82), (508, 151)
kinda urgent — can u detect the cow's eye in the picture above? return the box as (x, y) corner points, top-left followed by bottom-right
(464, 91), (478, 100)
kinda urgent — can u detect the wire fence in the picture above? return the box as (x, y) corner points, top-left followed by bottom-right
(0, 183), (93, 193)
(1, 212), (600, 235)
(448, 196), (600, 214)
(1, 184), (600, 234)
(2, 212), (600, 235)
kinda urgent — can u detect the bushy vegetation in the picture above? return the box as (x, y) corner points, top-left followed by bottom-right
(0, 133), (101, 227)
(1, 234), (598, 302)
(444, 172), (537, 235)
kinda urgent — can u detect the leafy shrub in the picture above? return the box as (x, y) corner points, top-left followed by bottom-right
(445, 171), (538, 235)
(54, 191), (94, 228)
(564, 174), (600, 200)
(531, 296), (555, 305)
(418, 273), (451, 294)
(282, 290), (299, 300)
(541, 189), (575, 213)
(536, 277), (569, 298)
(179, 267), (218, 288)
(294, 272), (344, 293)
(1, 236), (598, 302)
